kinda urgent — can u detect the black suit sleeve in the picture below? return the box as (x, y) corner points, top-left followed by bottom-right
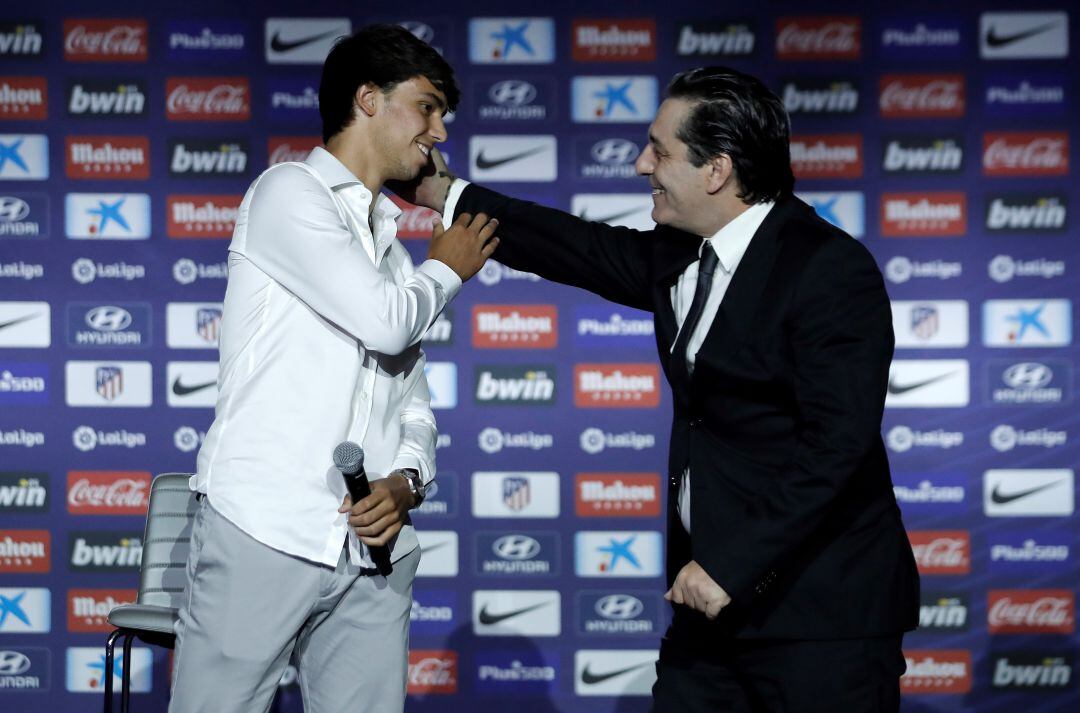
(456, 183), (654, 311)
(696, 237), (895, 602)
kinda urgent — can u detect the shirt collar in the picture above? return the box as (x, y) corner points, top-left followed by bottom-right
(305, 146), (402, 223)
(703, 200), (775, 274)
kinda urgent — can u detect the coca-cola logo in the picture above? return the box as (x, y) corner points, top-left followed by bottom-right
(983, 133), (1068, 176)
(67, 471), (151, 515)
(909, 531), (970, 574)
(268, 136), (320, 166)
(389, 195), (439, 238)
(407, 650), (457, 694)
(880, 75), (964, 118)
(167, 78), (250, 120)
(64, 19), (148, 62)
(776, 17), (860, 60)
(988, 590), (1075, 634)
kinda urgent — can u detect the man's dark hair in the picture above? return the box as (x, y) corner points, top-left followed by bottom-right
(666, 66), (794, 204)
(319, 24), (460, 144)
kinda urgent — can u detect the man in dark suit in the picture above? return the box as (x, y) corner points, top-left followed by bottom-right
(403, 66), (919, 712)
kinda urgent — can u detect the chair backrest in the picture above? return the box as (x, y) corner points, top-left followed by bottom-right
(137, 473), (199, 608)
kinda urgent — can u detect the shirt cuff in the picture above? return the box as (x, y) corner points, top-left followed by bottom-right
(417, 258), (462, 302)
(440, 178), (471, 230)
(390, 454), (430, 485)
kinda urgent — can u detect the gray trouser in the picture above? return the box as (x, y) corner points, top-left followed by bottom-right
(169, 500), (420, 713)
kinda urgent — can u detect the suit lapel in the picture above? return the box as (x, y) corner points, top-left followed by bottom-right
(694, 197), (804, 369)
(651, 229), (699, 382)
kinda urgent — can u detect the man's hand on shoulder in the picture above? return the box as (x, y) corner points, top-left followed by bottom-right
(337, 474), (413, 547)
(665, 560), (732, 620)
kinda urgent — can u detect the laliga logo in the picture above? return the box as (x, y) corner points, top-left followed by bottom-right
(989, 255), (1016, 283)
(477, 262), (502, 286)
(990, 425), (1018, 452)
(887, 425), (914, 452)
(174, 426), (202, 452)
(580, 427), (606, 454)
(72, 258), (97, 284)
(173, 258), (198, 284)
(885, 256), (913, 283)
(73, 426), (98, 452)
(478, 427), (504, 454)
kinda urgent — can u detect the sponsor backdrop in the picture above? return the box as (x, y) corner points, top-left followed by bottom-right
(0, 1), (1076, 711)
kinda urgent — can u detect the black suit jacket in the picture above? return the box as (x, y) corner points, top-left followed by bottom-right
(456, 185), (919, 640)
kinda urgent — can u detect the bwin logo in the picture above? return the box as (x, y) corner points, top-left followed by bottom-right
(85, 306), (131, 332)
(489, 80), (536, 107)
(591, 138), (639, 165)
(492, 534), (541, 560)
(595, 594), (643, 620)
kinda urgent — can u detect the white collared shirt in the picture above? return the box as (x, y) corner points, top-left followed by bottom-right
(193, 147), (461, 567)
(674, 200), (774, 533)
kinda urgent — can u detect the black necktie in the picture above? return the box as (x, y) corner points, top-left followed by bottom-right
(670, 246), (719, 392)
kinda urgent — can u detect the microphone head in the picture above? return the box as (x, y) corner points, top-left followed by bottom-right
(333, 441), (365, 475)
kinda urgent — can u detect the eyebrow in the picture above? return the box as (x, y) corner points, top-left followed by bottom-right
(648, 132), (665, 151)
(420, 91), (447, 112)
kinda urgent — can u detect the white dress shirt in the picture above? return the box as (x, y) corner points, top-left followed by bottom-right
(443, 181), (773, 533)
(194, 147), (461, 567)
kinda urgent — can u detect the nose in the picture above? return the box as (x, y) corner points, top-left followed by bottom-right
(430, 113), (448, 143)
(635, 144), (654, 176)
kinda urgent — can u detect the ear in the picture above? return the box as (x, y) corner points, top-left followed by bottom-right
(354, 82), (381, 118)
(705, 154), (733, 195)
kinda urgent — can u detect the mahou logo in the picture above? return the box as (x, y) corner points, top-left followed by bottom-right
(983, 132), (1069, 177)
(879, 75), (964, 118)
(0, 529), (50, 573)
(572, 19), (657, 62)
(408, 650), (457, 694)
(909, 530), (970, 575)
(64, 19), (148, 62)
(65, 135), (149, 179)
(574, 363), (660, 408)
(389, 194), (440, 239)
(790, 134), (862, 178)
(880, 192), (966, 237)
(472, 304), (557, 349)
(67, 470), (150, 515)
(67, 588), (137, 632)
(575, 473), (661, 516)
(268, 136), (320, 165)
(167, 194), (241, 238)
(166, 77), (250, 121)
(901, 650), (972, 695)
(0, 76), (47, 119)
(776, 17), (860, 60)
(988, 590), (1075, 634)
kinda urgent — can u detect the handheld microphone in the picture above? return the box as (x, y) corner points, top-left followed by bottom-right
(333, 441), (393, 577)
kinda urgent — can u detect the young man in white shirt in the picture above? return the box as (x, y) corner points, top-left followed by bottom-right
(169, 25), (497, 713)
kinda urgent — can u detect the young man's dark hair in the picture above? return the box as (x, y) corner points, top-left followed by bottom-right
(319, 24), (460, 143)
(666, 66), (795, 204)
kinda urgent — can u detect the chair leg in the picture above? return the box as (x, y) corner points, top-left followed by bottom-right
(104, 629), (123, 713)
(121, 632), (135, 713)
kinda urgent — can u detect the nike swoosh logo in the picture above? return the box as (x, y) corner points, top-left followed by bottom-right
(985, 21), (1061, 48)
(991, 480), (1063, 505)
(171, 377), (216, 397)
(270, 29), (341, 53)
(475, 146), (547, 170)
(478, 601), (551, 625)
(578, 207), (645, 225)
(0, 312), (39, 331)
(887, 371), (955, 396)
(580, 661), (653, 685)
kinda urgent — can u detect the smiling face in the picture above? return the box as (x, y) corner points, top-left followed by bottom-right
(373, 75), (448, 182)
(634, 97), (716, 235)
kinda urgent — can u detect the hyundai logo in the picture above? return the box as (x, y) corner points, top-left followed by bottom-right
(489, 80), (537, 107)
(85, 306), (132, 332)
(492, 534), (541, 560)
(1003, 362), (1053, 388)
(591, 138), (640, 166)
(595, 594), (644, 620)
(0, 196), (30, 222)
(0, 650), (31, 676)
(400, 21), (435, 44)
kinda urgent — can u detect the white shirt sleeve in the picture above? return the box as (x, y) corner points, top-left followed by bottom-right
(390, 349), (437, 486)
(236, 164), (460, 355)
(440, 178), (471, 230)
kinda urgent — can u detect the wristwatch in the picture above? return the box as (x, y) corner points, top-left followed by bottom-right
(394, 468), (426, 508)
